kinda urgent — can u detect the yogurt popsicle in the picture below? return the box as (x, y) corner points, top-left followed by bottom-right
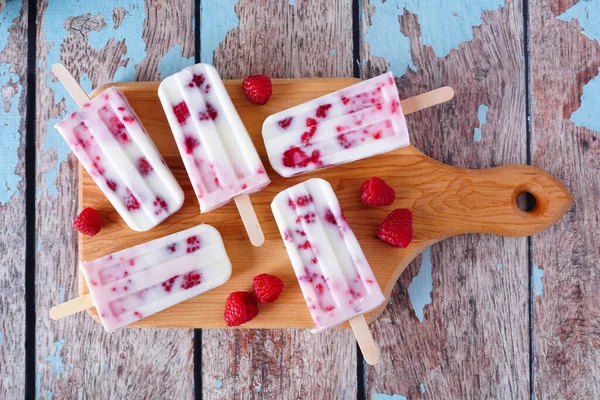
(158, 63), (271, 213)
(53, 65), (184, 232)
(262, 72), (409, 177)
(271, 178), (386, 333)
(51, 224), (232, 332)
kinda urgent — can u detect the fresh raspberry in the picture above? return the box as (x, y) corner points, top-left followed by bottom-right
(252, 274), (284, 303)
(242, 75), (272, 105)
(361, 177), (395, 206)
(377, 208), (413, 248)
(224, 292), (259, 326)
(73, 207), (102, 236)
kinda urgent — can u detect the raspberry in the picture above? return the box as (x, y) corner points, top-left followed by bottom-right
(224, 292), (259, 326)
(106, 180), (118, 191)
(138, 157), (153, 176)
(315, 104), (332, 118)
(73, 207), (102, 236)
(198, 102), (218, 121)
(361, 177), (395, 206)
(278, 117), (293, 129)
(125, 190), (140, 211)
(173, 101), (190, 124)
(282, 147), (321, 168)
(252, 274), (284, 303)
(184, 136), (199, 154)
(242, 75), (272, 105)
(181, 272), (202, 289)
(377, 208), (413, 248)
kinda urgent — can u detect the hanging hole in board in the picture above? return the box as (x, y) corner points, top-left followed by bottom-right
(517, 191), (537, 213)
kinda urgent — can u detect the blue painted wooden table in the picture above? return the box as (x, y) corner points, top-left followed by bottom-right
(0, 0), (598, 398)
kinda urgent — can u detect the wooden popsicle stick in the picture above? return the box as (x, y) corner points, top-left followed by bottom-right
(49, 294), (94, 320)
(349, 315), (380, 365)
(401, 86), (454, 115)
(52, 63), (91, 106)
(234, 194), (265, 247)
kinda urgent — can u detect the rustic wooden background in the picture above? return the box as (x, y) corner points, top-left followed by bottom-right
(0, 0), (598, 398)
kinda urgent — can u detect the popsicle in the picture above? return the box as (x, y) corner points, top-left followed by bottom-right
(263, 72), (409, 177)
(52, 64), (184, 232)
(158, 63), (270, 246)
(50, 224), (232, 332)
(271, 178), (385, 364)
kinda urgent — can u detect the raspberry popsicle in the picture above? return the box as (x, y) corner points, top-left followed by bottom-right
(271, 178), (384, 364)
(50, 224), (232, 332)
(262, 72), (409, 177)
(52, 64), (184, 232)
(158, 63), (270, 246)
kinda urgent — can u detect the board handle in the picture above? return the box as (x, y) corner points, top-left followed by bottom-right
(349, 315), (380, 365)
(49, 294), (94, 320)
(423, 163), (573, 238)
(234, 194), (265, 247)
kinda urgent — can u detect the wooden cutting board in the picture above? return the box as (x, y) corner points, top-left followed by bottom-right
(79, 78), (572, 330)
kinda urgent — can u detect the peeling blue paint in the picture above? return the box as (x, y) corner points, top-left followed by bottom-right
(254, 383), (262, 392)
(0, 331), (3, 344)
(497, 263), (503, 270)
(408, 247), (433, 322)
(200, 0), (239, 63)
(558, 0), (600, 43)
(40, 2), (146, 196)
(558, 2), (600, 132)
(36, 240), (41, 252)
(103, 362), (109, 370)
(569, 68), (600, 132)
(474, 104), (489, 142)
(0, 1), (24, 205)
(215, 378), (223, 389)
(158, 44), (194, 79)
(289, 0), (295, 5)
(373, 394), (408, 400)
(420, 383), (426, 393)
(331, 49), (336, 55)
(36, 372), (41, 399)
(45, 391), (54, 400)
(365, 0), (504, 75)
(533, 264), (544, 297)
(365, 1), (415, 76)
(59, 287), (65, 303)
(45, 340), (65, 373)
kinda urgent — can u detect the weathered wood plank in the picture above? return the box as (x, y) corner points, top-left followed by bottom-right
(361, 1), (530, 398)
(201, 1), (357, 398)
(35, 1), (196, 398)
(530, 1), (600, 398)
(0, 0), (27, 397)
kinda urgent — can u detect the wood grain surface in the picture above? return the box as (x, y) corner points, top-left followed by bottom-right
(530, 1), (600, 398)
(0, 0), (27, 397)
(79, 78), (570, 329)
(202, 2), (358, 398)
(35, 1), (195, 398)
(361, 0), (533, 398)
